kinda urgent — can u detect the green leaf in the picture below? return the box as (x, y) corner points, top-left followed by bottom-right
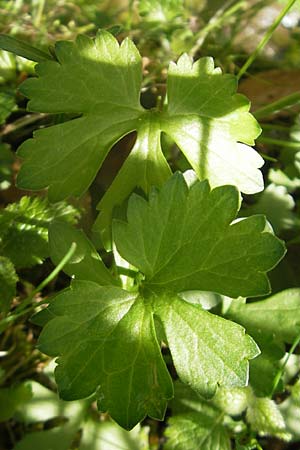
(0, 34), (53, 63)
(0, 89), (16, 125)
(17, 31), (143, 204)
(269, 167), (300, 193)
(37, 281), (173, 430)
(242, 183), (297, 233)
(213, 386), (249, 417)
(15, 380), (86, 424)
(13, 426), (77, 450)
(179, 290), (222, 310)
(49, 222), (118, 286)
(0, 50), (16, 84)
(0, 255), (18, 313)
(291, 378), (300, 404)
(13, 379), (89, 450)
(227, 289), (300, 345)
(0, 196), (79, 268)
(166, 381), (232, 449)
(80, 420), (149, 450)
(161, 55), (262, 192)
(280, 385), (300, 441)
(37, 173), (285, 428)
(114, 173), (286, 298)
(170, 381), (210, 415)
(156, 294), (259, 397)
(16, 31), (262, 247)
(0, 382), (32, 422)
(249, 354), (282, 397)
(0, 143), (14, 190)
(172, 374), (249, 418)
(138, 0), (184, 23)
(246, 397), (291, 441)
(227, 289), (300, 395)
(165, 409), (230, 450)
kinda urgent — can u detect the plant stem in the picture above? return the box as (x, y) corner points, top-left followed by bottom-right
(253, 92), (300, 119)
(237, 0), (298, 80)
(271, 332), (300, 397)
(260, 123), (291, 131)
(33, 0), (45, 28)
(0, 242), (77, 333)
(18, 242), (77, 314)
(258, 152), (277, 162)
(258, 136), (300, 149)
(0, 113), (46, 136)
(189, 0), (246, 57)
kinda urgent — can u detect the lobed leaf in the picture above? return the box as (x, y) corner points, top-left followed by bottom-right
(155, 294), (259, 397)
(17, 30), (143, 205)
(114, 173), (286, 298)
(15, 30), (263, 247)
(36, 173), (286, 428)
(37, 281), (173, 430)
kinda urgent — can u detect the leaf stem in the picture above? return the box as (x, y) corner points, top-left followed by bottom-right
(271, 332), (300, 397)
(116, 265), (139, 279)
(237, 0), (298, 80)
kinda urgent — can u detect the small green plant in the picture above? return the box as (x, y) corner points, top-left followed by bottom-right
(1, 1), (300, 448)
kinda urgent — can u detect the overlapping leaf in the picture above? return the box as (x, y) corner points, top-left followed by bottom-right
(36, 173), (286, 429)
(16, 30), (262, 246)
(114, 173), (285, 298)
